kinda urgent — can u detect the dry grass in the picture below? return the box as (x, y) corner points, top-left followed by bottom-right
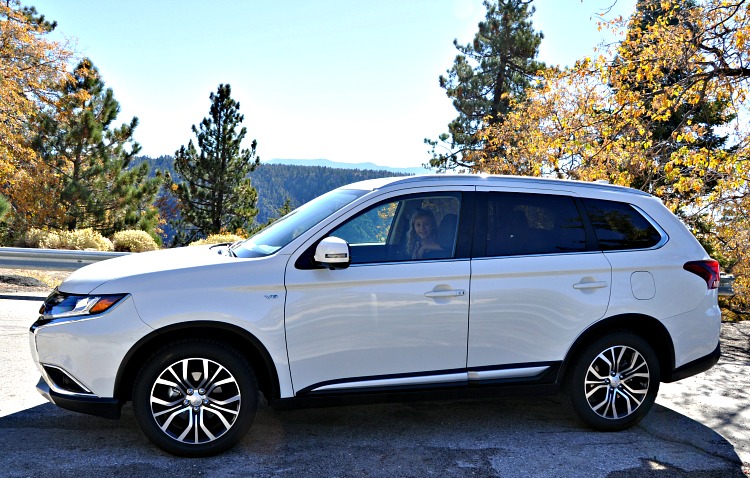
(0, 268), (70, 293)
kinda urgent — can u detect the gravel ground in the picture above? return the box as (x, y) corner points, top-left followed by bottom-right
(655, 319), (750, 474)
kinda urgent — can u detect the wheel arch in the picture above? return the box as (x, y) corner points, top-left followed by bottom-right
(559, 313), (675, 383)
(114, 321), (281, 403)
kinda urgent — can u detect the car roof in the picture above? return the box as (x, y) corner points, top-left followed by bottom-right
(344, 174), (653, 197)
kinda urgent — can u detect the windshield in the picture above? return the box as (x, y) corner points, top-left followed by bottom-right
(233, 188), (368, 258)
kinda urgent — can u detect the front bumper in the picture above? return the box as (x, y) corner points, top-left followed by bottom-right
(36, 377), (122, 419)
(29, 295), (152, 399)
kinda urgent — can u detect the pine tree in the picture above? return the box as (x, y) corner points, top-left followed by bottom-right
(426, 0), (544, 171)
(32, 58), (159, 236)
(170, 84), (259, 238)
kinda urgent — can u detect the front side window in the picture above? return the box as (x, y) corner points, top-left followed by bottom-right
(582, 198), (663, 251)
(485, 192), (586, 257)
(329, 193), (461, 264)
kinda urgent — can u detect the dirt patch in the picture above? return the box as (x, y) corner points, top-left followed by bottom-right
(0, 268), (70, 294)
(721, 320), (750, 363)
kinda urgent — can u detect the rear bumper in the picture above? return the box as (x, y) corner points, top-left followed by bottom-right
(663, 342), (721, 383)
(36, 377), (122, 419)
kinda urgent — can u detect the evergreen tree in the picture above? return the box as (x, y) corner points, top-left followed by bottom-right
(426, 0), (544, 171)
(32, 58), (159, 235)
(170, 84), (259, 238)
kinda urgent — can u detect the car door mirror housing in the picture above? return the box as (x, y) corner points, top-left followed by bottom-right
(314, 237), (351, 269)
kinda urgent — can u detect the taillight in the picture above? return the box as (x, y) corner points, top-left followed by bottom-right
(683, 260), (720, 289)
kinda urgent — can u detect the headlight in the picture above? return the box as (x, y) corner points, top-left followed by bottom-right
(38, 290), (126, 324)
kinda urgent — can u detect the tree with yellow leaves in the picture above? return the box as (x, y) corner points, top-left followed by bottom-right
(470, 0), (750, 311)
(0, 0), (71, 236)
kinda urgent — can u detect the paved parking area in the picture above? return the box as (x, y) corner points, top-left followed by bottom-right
(2, 295), (748, 477)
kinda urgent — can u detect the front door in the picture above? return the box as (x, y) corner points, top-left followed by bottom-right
(284, 190), (471, 395)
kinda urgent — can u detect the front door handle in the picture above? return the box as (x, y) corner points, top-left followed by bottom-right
(424, 289), (466, 298)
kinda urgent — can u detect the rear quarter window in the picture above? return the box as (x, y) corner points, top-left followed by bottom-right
(582, 198), (663, 251)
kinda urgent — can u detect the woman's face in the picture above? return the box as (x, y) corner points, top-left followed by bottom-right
(413, 216), (433, 239)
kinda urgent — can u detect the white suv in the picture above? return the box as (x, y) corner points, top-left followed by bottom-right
(30, 175), (721, 456)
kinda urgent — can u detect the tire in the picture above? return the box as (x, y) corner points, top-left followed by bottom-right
(564, 332), (660, 431)
(132, 340), (258, 457)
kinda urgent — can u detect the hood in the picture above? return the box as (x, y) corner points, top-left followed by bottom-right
(59, 245), (234, 294)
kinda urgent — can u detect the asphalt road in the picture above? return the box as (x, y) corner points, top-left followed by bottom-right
(2, 294), (748, 477)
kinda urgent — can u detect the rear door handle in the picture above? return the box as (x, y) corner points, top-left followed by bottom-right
(424, 290), (466, 298)
(573, 281), (608, 290)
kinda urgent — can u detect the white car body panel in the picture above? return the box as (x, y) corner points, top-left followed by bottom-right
(58, 247), (296, 398)
(660, 293), (722, 367)
(284, 259), (471, 393)
(61, 245), (234, 294)
(31, 296), (152, 397)
(468, 252), (611, 367)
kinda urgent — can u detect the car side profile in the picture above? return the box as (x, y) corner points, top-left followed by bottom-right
(30, 175), (721, 456)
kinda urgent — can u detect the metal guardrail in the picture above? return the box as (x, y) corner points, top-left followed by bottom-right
(0, 247), (128, 271)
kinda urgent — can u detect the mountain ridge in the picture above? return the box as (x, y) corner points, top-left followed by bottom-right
(266, 158), (431, 175)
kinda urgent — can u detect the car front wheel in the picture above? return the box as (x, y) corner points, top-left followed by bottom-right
(565, 332), (660, 431)
(132, 340), (258, 456)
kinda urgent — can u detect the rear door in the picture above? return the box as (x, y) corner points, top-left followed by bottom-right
(467, 189), (612, 379)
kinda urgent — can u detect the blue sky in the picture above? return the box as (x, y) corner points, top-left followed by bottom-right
(33, 0), (635, 169)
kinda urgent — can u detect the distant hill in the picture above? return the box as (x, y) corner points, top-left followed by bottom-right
(251, 163), (408, 223)
(133, 156), (412, 226)
(266, 158), (431, 176)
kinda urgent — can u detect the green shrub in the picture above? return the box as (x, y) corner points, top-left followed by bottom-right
(189, 233), (245, 246)
(113, 230), (159, 252)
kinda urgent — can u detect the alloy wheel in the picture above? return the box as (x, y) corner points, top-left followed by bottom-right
(583, 345), (650, 420)
(149, 357), (242, 445)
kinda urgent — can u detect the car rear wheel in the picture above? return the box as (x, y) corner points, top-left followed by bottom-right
(132, 340), (258, 456)
(565, 332), (660, 431)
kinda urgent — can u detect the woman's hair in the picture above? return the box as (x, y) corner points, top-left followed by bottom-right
(406, 208), (438, 255)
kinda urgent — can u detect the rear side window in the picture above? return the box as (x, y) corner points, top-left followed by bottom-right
(485, 192), (586, 256)
(582, 198), (662, 251)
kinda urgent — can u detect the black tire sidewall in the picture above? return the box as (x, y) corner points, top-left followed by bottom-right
(132, 340), (258, 457)
(565, 332), (660, 431)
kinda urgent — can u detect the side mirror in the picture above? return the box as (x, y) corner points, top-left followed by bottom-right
(313, 236), (351, 270)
